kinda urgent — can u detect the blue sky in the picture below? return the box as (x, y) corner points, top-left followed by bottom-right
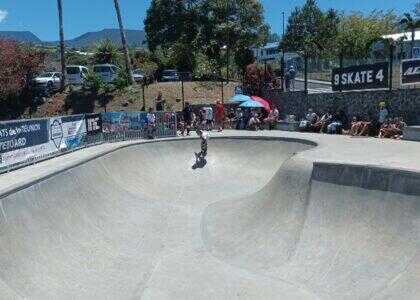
(0, 0), (418, 41)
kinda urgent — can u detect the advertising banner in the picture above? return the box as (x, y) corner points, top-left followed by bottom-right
(101, 112), (177, 137)
(401, 59), (420, 85)
(332, 62), (389, 91)
(49, 115), (87, 151)
(85, 113), (102, 135)
(0, 119), (51, 168)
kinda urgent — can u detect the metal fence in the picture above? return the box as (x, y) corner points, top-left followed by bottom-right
(0, 112), (177, 175)
(267, 54), (420, 94)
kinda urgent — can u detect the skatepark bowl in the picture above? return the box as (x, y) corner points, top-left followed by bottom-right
(0, 136), (419, 299)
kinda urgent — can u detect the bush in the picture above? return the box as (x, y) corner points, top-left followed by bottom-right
(83, 70), (103, 94)
(113, 68), (130, 91)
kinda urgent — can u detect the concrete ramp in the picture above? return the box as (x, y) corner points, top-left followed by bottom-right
(0, 137), (419, 299)
(203, 158), (420, 300)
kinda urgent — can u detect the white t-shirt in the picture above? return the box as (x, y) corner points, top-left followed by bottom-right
(147, 113), (156, 124)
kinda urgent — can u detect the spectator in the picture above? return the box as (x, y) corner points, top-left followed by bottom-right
(313, 111), (332, 133)
(248, 109), (260, 130)
(227, 108), (236, 129)
(183, 102), (193, 135)
(235, 108), (245, 130)
(204, 106), (214, 131)
(215, 101), (225, 132)
(155, 91), (165, 111)
(299, 108), (319, 132)
(327, 110), (347, 134)
(377, 102), (389, 133)
(287, 65), (296, 91)
(264, 106), (279, 130)
(379, 117), (406, 139)
(234, 85), (243, 95)
(146, 107), (156, 139)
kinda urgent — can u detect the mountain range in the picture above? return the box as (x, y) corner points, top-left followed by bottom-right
(0, 29), (146, 48)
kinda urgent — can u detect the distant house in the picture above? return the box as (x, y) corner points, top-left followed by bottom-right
(251, 42), (281, 62)
(251, 42), (302, 70)
(372, 30), (420, 60)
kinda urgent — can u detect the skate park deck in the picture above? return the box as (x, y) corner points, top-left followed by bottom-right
(0, 131), (419, 299)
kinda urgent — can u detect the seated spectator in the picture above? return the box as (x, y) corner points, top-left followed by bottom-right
(379, 117), (406, 139)
(248, 109), (260, 130)
(327, 110), (348, 135)
(264, 107), (280, 130)
(299, 108), (319, 132)
(312, 111), (332, 133)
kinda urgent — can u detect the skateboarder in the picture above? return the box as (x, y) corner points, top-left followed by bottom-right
(195, 128), (209, 161)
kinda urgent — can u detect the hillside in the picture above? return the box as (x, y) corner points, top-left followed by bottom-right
(0, 29), (145, 48)
(27, 81), (237, 118)
(0, 31), (41, 43)
(49, 29), (146, 48)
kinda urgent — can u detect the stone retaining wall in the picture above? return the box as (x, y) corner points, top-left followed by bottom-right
(263, 88), (420, 125)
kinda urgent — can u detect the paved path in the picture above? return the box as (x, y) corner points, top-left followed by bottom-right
(0, 131), (418, 299)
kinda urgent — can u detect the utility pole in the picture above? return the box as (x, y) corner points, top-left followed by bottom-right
(281, 11), (286, 92)
(113, 0), (133, 85)
(57, 0), (66, 91)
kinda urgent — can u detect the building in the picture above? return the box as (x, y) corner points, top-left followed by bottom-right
(372, 30), (420, 60)
(251, 42), (281, 63)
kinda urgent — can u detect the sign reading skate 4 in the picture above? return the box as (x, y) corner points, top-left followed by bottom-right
(332, 62), (389, 91)
(401, 59), (420, 85)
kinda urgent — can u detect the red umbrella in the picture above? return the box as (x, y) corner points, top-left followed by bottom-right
(251, 96), (271, 112)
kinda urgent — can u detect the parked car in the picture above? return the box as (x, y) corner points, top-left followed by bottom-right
(66, 65), (89, 85)
(160, 69), (180, 82)
(132, 69), (154, 84)
(93, 64), (118, 83)
(33, 72), (62, 91)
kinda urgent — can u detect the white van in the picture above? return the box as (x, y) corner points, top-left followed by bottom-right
(93, 64), (118, 83)
(66, 65), (89, 85)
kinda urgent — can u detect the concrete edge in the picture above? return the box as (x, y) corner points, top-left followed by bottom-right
(0, 136), (318, 200)
(312, 162), (420, 196)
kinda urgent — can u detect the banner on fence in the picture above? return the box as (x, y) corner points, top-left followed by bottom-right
(402, 59), (420, 85)
(49, 115), (86, 151)
(332, 62), (389, 91)
(85, 113), (102, 135)
(0, 119), (51, 168)
(101, 112), (176, 137)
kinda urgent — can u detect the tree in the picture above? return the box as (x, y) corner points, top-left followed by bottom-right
(144, 0), (268, 73)
(144, 0), (200, 72)
(400, 13), (420, 58)
(57, 0), (66, 91)
(113, 0), (133, 85)
(280, 0), (339, 57)
(244, 63), (273, 96)
(92, 40), (120, 65)
(197, 0), (268, 70)
(337, 11), (397, 58)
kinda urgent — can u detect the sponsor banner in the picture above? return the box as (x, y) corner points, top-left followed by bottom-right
(101, 112), (177, 137)
(0, 119), (51, 168)
(401, 59), (420, 85)
(49, 115), (87, 151)
(332, 62), (389, 91)
(413, 47), (420, 59)
(85, 113), (102, 135)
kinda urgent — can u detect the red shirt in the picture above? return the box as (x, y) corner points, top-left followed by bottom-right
(215, 104), (225, 120)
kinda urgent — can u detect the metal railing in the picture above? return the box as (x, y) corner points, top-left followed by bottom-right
(0, 129), (176, 176)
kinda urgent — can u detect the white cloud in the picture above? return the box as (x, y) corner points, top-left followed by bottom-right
(0, 10), (8, 23)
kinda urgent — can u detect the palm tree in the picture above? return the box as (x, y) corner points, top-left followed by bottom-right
(57, 0), (66, 91)
(113, 0), (133, 85)
(400, 13), (420, 58)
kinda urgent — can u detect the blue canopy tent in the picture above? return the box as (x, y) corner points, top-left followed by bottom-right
(239, 100), (264, 108)
(230, 94), (252, 103)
